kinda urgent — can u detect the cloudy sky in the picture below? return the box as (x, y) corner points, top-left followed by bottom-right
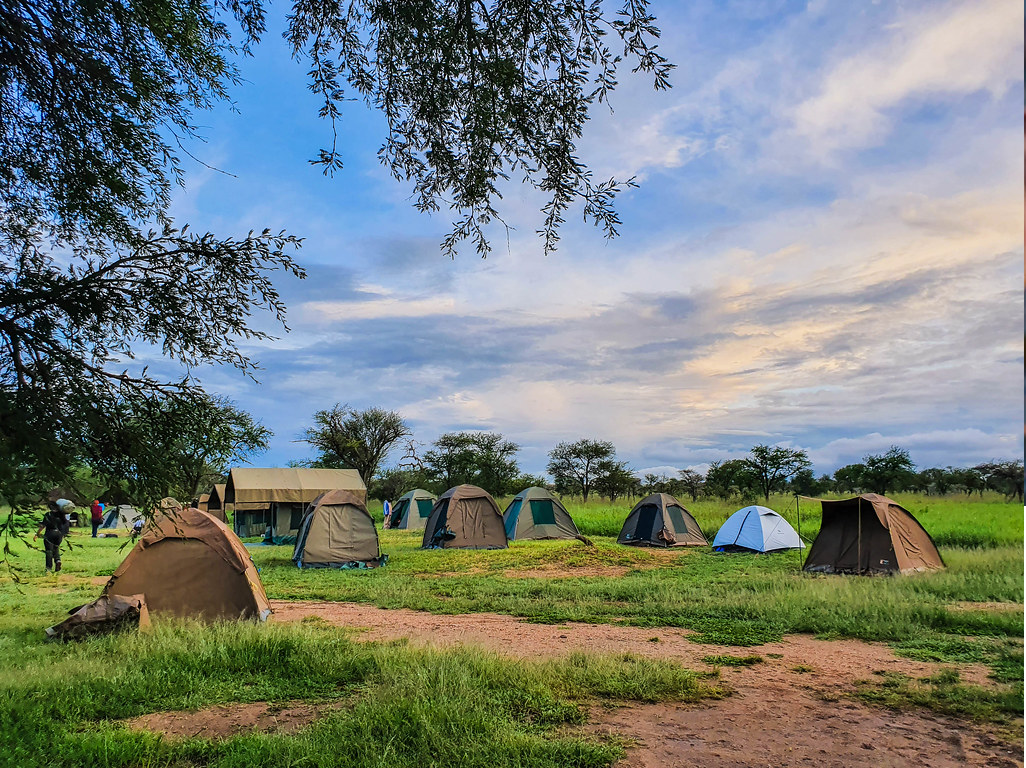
(171, 0), (1023, 477)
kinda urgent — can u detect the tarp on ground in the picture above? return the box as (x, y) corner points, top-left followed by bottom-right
(712, 506), (805, 553)
(803, 494), (944, 575)
(503, 487), (582, 541)
(103, 507), (271, 620)
(390, 489), (436, 530)
(293, 489), (384, 568)
(45, 594), (150, 640)
(617, 493), (707, 547)
(422, 485), (508, 549)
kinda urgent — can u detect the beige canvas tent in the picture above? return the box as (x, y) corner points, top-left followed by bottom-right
(206, 483), (227, 519)
(103, 506), (271, 620)
(293, 490), (384, 568)
(617, 493), (707, 547)
(803, 494), (944, 575)
(422, 485), (508, 549)
(224, 467), (366, 542)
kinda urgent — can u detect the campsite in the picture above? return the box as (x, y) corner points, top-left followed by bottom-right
(1, 1), (1021, 766)
(0, 491), (1021, 767)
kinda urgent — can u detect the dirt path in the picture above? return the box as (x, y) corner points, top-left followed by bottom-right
(271, 600), (1022, 768)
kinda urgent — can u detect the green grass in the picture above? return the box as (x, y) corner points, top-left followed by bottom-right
(0, 493), (1020, 761)
(0, 621), (723, 768)
(854, 668), (1023, 726)
(702, 654), (763, 667)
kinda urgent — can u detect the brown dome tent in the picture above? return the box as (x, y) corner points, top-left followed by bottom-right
(103, 505), (271, 620)
(802, 494), (944, 575)
(617, 493), (707, 547)
(292, 490), (385, 568)
(422, 485), (508, 549)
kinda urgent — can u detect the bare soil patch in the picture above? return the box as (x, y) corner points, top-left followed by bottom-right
(271, 601), (1022, 767)
(948, 601), (1024, 613)
(124, 699), (346, 740)
(502, 564), (632, 579)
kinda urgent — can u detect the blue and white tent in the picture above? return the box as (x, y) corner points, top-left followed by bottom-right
(712, 506), (805, 553)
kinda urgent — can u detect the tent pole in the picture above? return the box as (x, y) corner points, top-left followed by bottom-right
(857, 497), (862, 575)
(795, 493), (803, 571)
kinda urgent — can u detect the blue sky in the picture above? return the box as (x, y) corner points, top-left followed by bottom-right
(165, 0), (1024, 477)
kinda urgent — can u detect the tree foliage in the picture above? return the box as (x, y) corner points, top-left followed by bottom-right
(287, 0), (673, 256)
(742, 445), (811, 502)
(423, 432), (521, 496)
(591, 459), (637, 502)
(302, 404), (412, 485)
(546, 439), (615, 502)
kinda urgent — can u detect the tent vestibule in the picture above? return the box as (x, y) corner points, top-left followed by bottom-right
(803, 494), (944, 575)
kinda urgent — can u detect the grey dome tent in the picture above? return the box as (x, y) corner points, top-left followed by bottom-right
(422, 485), (508, 549)
(617, 493), (707, 547)
(712, 506), (804, 553)
(293, 490), (385, 568)
(100, 504), (142, 530)
(503, 487), (583, 541)
(803, 494), (944, 575)
(389, 489), (437, 530)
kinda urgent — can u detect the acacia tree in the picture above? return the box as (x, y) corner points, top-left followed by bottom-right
(423, 432), (521, 496)
(547, 439), (615, 502)
(592, 459), (638, 503)
(302, 405), (411, 485)
(677, 469), (704, 501)
(861, 446), (916, 495)
(743, 445), (812, 503)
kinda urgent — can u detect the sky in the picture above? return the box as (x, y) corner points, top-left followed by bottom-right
(166, 0), (1024, 478)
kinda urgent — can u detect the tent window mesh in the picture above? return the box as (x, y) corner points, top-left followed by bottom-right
(666, 505), (689, 533)
(530, 500), (557, 525)
(289, 506), (305, 530)
(416, 499), (434, 518)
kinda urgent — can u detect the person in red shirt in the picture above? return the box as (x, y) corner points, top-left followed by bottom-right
(90, 500), (103, 538)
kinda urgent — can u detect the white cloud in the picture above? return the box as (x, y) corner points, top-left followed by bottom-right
(792, 0), (1022, 158)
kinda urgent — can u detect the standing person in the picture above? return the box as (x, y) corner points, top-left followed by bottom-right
(382, 500), (392, 528)
(34, 500), (72, 573)
(90, 499), (103, 538)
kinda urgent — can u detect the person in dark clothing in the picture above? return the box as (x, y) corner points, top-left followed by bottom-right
(34, 502), (71, 572)
(90, 500), (103, 538)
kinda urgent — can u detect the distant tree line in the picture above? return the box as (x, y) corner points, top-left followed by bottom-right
(298, 404), (1024, 504)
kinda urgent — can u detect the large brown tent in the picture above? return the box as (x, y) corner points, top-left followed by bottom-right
(103, 506), (271, 620)
(802, 494), (944, 575)
(292, 490), (384, 568)
(225, 467), (366, 542)
(617, 493), (707, 547)
(422, 485), (508, 549)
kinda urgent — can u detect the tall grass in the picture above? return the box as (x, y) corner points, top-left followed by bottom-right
(0, 621), (722, 768)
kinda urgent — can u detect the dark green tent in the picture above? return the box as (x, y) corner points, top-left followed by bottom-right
(503, 487), (582, 541)
(617, 493), (707, 547)
(389, 489), (436, 530)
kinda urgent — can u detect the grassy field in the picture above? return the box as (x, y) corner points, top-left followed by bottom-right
(0, 493), (1020, 766)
